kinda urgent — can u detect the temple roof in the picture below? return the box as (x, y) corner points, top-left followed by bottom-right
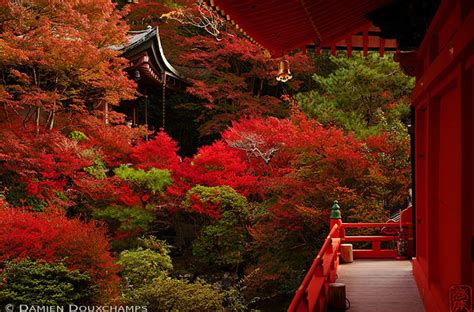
(209, 0), (439, 56)
(210, 0), (391, 55)
(114, 27), (186, 90)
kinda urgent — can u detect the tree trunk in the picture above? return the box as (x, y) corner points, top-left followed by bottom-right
(36, 107), (41, 135)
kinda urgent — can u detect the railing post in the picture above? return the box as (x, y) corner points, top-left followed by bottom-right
(330, 200), (344, 238)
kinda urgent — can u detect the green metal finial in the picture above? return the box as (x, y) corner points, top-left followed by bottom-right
(330, 200), (341, 219)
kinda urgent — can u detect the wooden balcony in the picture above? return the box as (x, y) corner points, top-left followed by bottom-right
(287, 204), (422, 312)
(335, 259), (424, 312)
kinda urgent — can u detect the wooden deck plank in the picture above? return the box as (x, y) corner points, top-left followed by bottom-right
(333, 260), (425, 312)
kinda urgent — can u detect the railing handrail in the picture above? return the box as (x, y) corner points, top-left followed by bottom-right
(287, 223), (341, 312)
(297, 224), (339, 287)
(341, 222), (412, 228)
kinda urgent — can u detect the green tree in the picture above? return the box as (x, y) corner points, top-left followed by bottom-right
(184, 185), (250, 268)
(118, 236), (224, 311)
(297, 53), (414, 137)
(115, 165), (172, 194)
(0, 259), (98, 306)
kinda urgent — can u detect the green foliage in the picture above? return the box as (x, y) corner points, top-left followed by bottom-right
(221, 279), (256, 312)
(118, 236), (223, 311)
(184, 185), (249, 214)
(114, 165), (172, 193)
(126, 278), (224, 312)
(118, 246), (173, 289)
(5, 190), (47, 212)
(192, 214), (248, 267)
(84, 157), (107, 179)
(297, 53), (414, 137)
(0, 259), (98, 306)
(68, 130), (89, 142)
(185, 186), (250, 267)
(138, 236), (173, 255)
(93, 205), (155, 232)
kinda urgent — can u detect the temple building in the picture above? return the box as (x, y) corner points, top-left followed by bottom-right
(114, 26), (187, 129)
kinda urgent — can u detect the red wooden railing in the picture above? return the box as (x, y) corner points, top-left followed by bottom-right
(342, 222), (411, 258)
(288, 203), (413, 312)
(287, 224), (342, 312)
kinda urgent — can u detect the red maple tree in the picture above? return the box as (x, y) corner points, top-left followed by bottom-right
(0, 208), (119, 301)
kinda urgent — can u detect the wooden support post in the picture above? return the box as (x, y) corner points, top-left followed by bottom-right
(346, 38), (353, 57)
(328, 283), (346, 310)
(380, 38), (386, 57)
(363, 31), (369, 57)
(132, 104), (137, 126)
(341, 244), (354, 262)
(373, 240), (381, 252)
(144, 95), (148, 141)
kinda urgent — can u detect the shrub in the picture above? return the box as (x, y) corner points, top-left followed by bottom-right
(184, 185), (249, 218)
(68, 130), (89, 142)
(115, 165), (172, 194)
(127, 278), (223, 312)
(93, 205), (155, 233)
(118, 247), (173, 289)
(84, 157), (108, 180)
(118, 237), (223, 311)
(0, 259), (98, 306)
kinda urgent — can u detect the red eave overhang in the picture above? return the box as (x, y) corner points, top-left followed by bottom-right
(211, 0), (392, 55)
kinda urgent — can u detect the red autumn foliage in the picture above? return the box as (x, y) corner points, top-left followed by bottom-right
(129, 2), (316, 137)
(0, 117), (148, 212)
(175, 30), (315, 136)
(181, 111), (405, 225)
(0, 123), (88, 204)
(177, 141), (259, 197)
(0, 208), (119, 298)
(73, 176), (142, 208)
(124, 0), (194, 29)
(187, 194), (222, 219)
(66, 114), (146, 167)
(130, 131), (180, 170)
(0, 0), (137, 132)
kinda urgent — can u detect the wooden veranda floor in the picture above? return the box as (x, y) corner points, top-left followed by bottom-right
(335, 260), (425, 312)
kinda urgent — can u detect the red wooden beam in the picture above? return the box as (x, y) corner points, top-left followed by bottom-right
(212, 0), (393, 54)
(363, 30), (369, 57)
(353, 249), (398, 258)
(341, 222), (412, 228)
(412, 10), (474, 102)
(343, 235), (397, 242)
(346, 37), (353, 57)
(380, 38), (386, 57)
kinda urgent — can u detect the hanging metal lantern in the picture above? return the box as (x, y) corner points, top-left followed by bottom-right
(134, 69), (141, 81)
(276, 60), (293, 82)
